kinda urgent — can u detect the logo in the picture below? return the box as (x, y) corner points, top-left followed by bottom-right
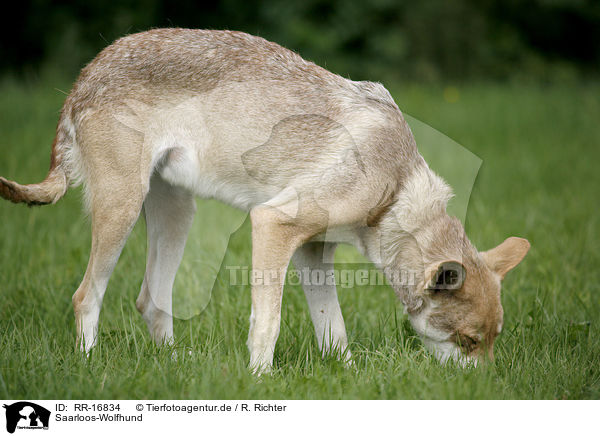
(3, 402), (50, 433)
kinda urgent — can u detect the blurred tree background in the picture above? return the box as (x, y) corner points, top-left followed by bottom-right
(1, 0), (599, 83)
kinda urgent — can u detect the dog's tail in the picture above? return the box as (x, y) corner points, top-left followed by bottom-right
(0, 132), (69, 206)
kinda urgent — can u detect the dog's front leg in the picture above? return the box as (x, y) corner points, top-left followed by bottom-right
(247, 205), (314, 374)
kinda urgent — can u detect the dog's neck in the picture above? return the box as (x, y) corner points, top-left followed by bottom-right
(360, 164), (465, 311)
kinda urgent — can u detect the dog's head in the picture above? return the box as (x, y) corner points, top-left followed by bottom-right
(408, 236), (530, 366)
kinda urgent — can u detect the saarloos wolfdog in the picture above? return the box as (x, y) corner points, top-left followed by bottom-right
(0, 29), (530, 373)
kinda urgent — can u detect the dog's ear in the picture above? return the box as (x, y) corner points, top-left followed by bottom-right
(481, 237), (530, 280)
(426, 261), (466, 292)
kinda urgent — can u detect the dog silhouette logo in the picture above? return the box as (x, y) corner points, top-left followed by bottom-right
(3, 402), (50, 433)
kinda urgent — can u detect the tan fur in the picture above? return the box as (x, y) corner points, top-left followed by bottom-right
(482, 237), (531, 279)
(0, 140), (67, 205)
(0, 28), (530, 370)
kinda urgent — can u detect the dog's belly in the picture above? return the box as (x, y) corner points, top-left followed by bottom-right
(157, 144), (280, 211)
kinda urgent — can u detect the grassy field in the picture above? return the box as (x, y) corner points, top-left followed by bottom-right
(0, 77), (599, 399)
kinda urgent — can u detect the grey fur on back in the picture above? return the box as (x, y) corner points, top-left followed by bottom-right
(63, 28), (422, 211)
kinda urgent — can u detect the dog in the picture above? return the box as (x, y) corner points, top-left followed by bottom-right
(0, 28), (530, 372)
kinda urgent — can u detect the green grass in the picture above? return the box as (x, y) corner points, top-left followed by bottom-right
(1, 77), (599, 399)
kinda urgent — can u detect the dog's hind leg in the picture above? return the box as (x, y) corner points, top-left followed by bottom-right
(71, 114), (151, 354)
(72, 176), (146, 353)
(292, 241), (350, 361)
(136, 175), (196, 345)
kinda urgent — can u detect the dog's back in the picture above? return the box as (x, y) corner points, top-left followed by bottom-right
(55, 28), (420, 219)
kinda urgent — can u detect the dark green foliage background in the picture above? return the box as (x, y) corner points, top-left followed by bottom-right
(2, 0), (599, 82)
